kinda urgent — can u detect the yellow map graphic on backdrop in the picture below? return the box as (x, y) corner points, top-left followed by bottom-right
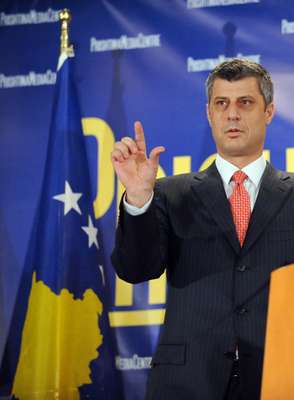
(13, 272), (103, 400)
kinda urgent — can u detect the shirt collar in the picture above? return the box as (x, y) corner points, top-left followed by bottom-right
(215, 154), (266, 187)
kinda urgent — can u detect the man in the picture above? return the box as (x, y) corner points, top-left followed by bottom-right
(111, 59), (294, 400)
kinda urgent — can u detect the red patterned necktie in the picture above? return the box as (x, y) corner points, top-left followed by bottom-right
(229, 170), (251, 246)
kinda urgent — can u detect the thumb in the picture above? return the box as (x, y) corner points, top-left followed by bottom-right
(149, 146), (165, 166)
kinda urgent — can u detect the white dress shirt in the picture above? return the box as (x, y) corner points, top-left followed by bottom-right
(124, 154), (267, 215)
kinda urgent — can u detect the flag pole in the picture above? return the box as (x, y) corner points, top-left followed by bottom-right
(58, 9), (74, 57)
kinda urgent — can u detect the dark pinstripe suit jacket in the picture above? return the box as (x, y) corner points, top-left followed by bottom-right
(111, 162), (294, 400)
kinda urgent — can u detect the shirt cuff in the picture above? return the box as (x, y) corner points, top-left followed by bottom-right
(123, 192), (154, 216)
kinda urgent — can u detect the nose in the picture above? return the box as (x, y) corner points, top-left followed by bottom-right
(227, 104), (241, 121)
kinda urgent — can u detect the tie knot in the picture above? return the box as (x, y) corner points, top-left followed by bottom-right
(231, 170), (248, 185)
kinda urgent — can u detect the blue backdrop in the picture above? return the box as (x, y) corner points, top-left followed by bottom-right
(0, 1), (294, 399)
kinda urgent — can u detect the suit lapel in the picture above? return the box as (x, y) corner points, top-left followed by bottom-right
(191, 162), (292, 256)
(191, 162), (241, 254)
(241, 163), (292, 256)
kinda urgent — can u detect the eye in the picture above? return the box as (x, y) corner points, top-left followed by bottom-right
(240, 98), (253, 106)
(215, 99), (227, 108)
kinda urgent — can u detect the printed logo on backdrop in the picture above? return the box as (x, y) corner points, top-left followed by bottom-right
(0, 9), (59, 26)
(187, 53), (260, 72)
(90, 33), (161, 52)
(0, 70), (56, 89)
(187, 0), (259, 8)
(281, 19), (294, 34)
(116, 354), (152, 371)
(0, 9), (59, 89)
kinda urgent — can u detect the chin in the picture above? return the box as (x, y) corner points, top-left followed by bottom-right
(221, 146), (247, 157)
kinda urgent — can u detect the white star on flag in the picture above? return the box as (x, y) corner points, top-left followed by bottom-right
(53, 181), (82, 216)
(82, 215), (99, 249)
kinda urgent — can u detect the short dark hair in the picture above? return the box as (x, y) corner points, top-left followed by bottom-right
(206, 58), (274, 107)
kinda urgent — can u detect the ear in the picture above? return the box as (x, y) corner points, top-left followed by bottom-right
(206, 103), (212, 127)
(265, 102), (275, 125)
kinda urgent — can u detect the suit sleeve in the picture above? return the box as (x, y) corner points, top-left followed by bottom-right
(111, 183), (169, 284)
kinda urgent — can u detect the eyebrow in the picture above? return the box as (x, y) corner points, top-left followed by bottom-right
(237, 95), (255, 100)
(213, 95), (255, 101)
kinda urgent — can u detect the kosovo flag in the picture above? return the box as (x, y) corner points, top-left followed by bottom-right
(0, 51), (122, 399)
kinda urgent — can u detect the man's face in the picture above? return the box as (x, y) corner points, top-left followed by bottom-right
(207, 77), (275, 162)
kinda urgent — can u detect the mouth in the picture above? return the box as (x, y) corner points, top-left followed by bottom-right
(226, 128), (243, 138)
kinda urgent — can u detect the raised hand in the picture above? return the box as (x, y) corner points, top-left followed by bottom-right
(111, 121), (165, 207)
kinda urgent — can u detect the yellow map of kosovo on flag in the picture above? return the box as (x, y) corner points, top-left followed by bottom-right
(12, 272), (103, 399)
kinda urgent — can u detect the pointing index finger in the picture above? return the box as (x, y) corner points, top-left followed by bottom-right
(134, 121), (146, 152)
